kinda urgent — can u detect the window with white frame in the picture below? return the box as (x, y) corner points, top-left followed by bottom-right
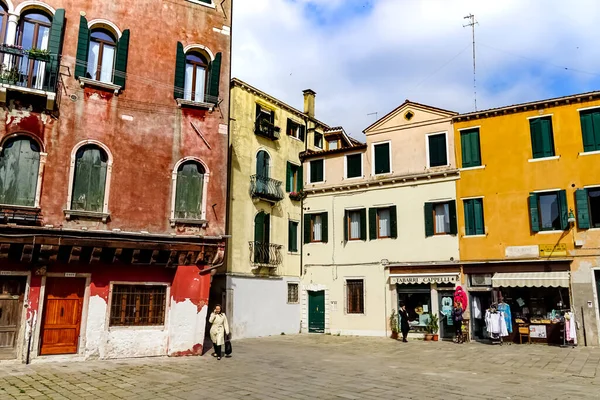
(87, 29), (117, 83)
(175, 161), (205, 220)
(427, 132), (448, 167)
(373, 142), (391, 174)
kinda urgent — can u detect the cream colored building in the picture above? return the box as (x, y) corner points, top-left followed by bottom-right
(301, 101), (461, 338)
(214, 79), (331, 339)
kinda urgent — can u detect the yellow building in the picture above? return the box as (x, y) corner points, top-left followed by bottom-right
(214, 79), (330, 339)
(453, 91), (600, 346)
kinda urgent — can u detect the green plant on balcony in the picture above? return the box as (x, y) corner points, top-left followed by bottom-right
(0, 65), (20, 84)
(27, 48), (51, 61)
(289, 191), (305, 201)
(0, 43), (24, 56)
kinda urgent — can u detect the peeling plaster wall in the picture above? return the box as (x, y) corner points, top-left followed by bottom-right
(168, 300), (207, 355)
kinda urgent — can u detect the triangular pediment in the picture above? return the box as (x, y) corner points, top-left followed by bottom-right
(364, 101), (456, 134)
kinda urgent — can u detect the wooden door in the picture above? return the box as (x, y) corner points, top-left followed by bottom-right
(0, 277), (26, 359)
(308, 290), (325, 333)
(40, 277), (85, 355)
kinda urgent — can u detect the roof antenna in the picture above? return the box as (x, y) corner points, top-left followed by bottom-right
(367, 112), (378, 121)
(463, 14), (478, 111)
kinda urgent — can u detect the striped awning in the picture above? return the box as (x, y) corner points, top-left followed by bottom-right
(491, 271), (570, 288)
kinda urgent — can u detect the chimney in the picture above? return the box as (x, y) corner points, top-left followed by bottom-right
(303, 89), (316, 118)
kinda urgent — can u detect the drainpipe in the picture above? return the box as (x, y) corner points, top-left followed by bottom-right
(300, 117), (309, 278)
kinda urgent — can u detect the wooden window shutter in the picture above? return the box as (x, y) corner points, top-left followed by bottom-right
(575, 189), (590, 229)
(297, 165), (303, 192)
(539, 118), (555, 157)
(528, 193), (540, 233)
(461, 129), (481, 168)
(359, 209), (367, 240)
(374, 144), (390, 174)
(303, 214), (311, 244)
(321, 212), (328, 243)
(114, 29), (130, 88)
(71, 147), (107, 212)
(471, 130), (481, 166)
(175, 163), (203, 219)
(174, 42), (186, 99)
(0, 139), (39, 207)
(559, 190), (568, 230)
(428, 134), (447, 167)
(46, 9), (65, 80)
(288, 221), (294, 252)
(580, 111), (597, 152)
(464, 200), (474, 236)
(368, 208), (377, 240)
(343, 211), (349, 242)
(208, 52), (222, 101)
(389, 205), (398, 239)
(286, 162), (292, 192)
(448, 200), (458, 235)
(264, 213), (271, 243)
(424, 202), (434, 237)
(474, 199), (485, 235)
(460, 131), (471, 167)
(74, 15), (90, 79)
(529, 118), (544, 159)
(254, 212), (264, 243)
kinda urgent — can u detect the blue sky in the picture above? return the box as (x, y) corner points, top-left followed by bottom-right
(232, 0), (600, 138)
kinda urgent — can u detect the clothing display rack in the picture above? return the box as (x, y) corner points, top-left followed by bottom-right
(485, 303), (505, 345)
(561, 309), (576, 348)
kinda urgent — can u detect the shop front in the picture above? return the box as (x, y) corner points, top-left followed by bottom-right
(465, 263), (572, 346)
(389, 270), (460, 340)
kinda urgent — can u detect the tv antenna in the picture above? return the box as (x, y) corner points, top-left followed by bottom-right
(463, 14), (478, 111)
(367, 112), (378, 120)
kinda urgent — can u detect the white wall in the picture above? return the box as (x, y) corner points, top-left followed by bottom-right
(228, 275), (301, 339)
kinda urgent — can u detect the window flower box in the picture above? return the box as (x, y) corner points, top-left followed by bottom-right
(289, 191), (305, 201)
(27, 48), (51, 62)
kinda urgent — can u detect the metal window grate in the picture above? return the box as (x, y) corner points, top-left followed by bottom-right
(287, 283), (299, 303)
(347, 280), (364, 314)
(109, 284), (167, 326)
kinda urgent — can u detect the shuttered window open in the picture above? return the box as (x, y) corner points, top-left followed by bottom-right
(71, 145), (108, 212)
(174, 162), (205, 220)
(460, 128), (481, 168)
(529, 117), (555, 159)
(427, 133), (448, 167)
(575, 189), (590, 229)
(0, 137), (40, 207)
(532, 190), (568, 232)
(580, 109), (600, 152)
(373, 142), (390, 174)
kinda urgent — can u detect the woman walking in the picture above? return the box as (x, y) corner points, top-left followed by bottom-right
(209, 304), (230, 360)
(398, 303), (410, 342)
(452, 300), (464, 344)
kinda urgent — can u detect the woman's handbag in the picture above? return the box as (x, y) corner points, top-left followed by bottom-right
(224, 335), (232, 356)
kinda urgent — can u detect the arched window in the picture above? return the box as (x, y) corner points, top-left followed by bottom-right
(175, 161), (205, 220)
(253, 211), (270, 264)
(0, 136), (41, 206)
(71, 145), (108, 212)
(0, 3), (9, 45)
(256, 150), (270, 178)
(86, 29), (116, 83)
(17, 11), (52, 89)
(184, 52), (208, 102)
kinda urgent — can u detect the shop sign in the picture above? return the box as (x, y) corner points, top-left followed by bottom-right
(539, 244), (567, 257)
(529, 325), (547, 338)
(391, 275), (458, 285)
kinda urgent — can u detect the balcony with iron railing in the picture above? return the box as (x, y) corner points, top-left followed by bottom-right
(254, 118), (280, 140)
(0, 45), (61, 110)
(248, 241), (283, 268)
(250, 175), (285, 203)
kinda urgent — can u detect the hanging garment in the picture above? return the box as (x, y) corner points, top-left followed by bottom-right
(566, 312), (577, 344)
(454, 286), (468, 308)
(485, 310), (509, 337)
(497, 302), (512, 334)
(499, 312), (509, 337)
(473, 297), (482, 319)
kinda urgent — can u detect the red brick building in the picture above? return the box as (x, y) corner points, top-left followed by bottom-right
(0, 0), (230, 361)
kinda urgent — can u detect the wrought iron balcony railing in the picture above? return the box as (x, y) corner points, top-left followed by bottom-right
(254, 118), (280, 140)
(0, 45), (61, 95)
(248, 241), (283, 267)
(250, 175), (285, 202)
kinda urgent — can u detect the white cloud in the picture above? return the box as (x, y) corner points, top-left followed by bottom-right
(232, 0), (600, 139)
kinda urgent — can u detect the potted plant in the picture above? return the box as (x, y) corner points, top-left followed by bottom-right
(289, 191), (304, 201)
(428, 314), (439, 341)
(389, 310), (399, 340)
(27, 48), (51, 61)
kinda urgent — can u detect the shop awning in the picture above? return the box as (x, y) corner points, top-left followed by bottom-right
(390, 273), (459, 285)
(491, 271), (570, 288)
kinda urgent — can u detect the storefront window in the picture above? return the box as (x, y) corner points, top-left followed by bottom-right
(397, 284), (431, 332)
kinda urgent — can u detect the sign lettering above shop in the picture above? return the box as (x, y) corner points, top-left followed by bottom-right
(391, 275), (458, 285)
(539, 244), (567, 257)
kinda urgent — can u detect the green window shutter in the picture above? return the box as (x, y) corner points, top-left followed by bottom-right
(310, 160), (323, 182)
(559, 190), (568, 230)
(299, 125), (306, 142)
(464, 200), (474, 236)
(575, 189), (590, 229)
(359, 209), (367, 240)
(368, 208), (377, 240)
(428, 134), (447, 167)
(208, 52), (222, 102)
(286, 162), (292, 192)
(529, 118), (544, 159)
(114, 29), (130, 88)
(304, 214), (312, 244)
(471, 130), (481, 166)
(461, 129), (481, 168)
(0, 138), (40, 207)
(321, 213), (328, 243)
(288, 221), (293, 251)
(175, 163), (203, 219)
(539, 117), (555, 157)
(474, 199), (485, 235)
(424, 202), (434, 237)
(448, 200), (458, 235)
(374, 143), (390, 174)
(264, 213), (270, 243)
(71, 147), (107, 212)
(346, 154), (362, 178)
(528, 193), (540, 233)
(74, 16), (89, 79)
(592, 111), (600, 151)
(297, 165), (303, 192)
(389, 206), (398, 239)
(288, 221), (298, 252)
(343, 211), (349, 242)
(174, 42), (185, 99)
(254, 212), (265, 243)
(46, 9), (65, 82)
(256, 151), (269, 178)
(580, 111), (597, 152)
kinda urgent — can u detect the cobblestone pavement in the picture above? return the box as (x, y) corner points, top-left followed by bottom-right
(0, 335), (600, 399)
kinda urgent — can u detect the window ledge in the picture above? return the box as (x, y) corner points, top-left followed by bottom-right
(78, 77), (122, 94)
(64, 210), (110, 223)
(463, 234), (487, 238)
(170, 218), (207, 227)
(176, 98), (215, 110)
(537, 230), (566, 234)
(460, 165), (485, 171)
(0, 204), (40, 212)
(528, 155), (560, 163)
(579, 150), (600, 156)
(108, 325), (166, 332)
